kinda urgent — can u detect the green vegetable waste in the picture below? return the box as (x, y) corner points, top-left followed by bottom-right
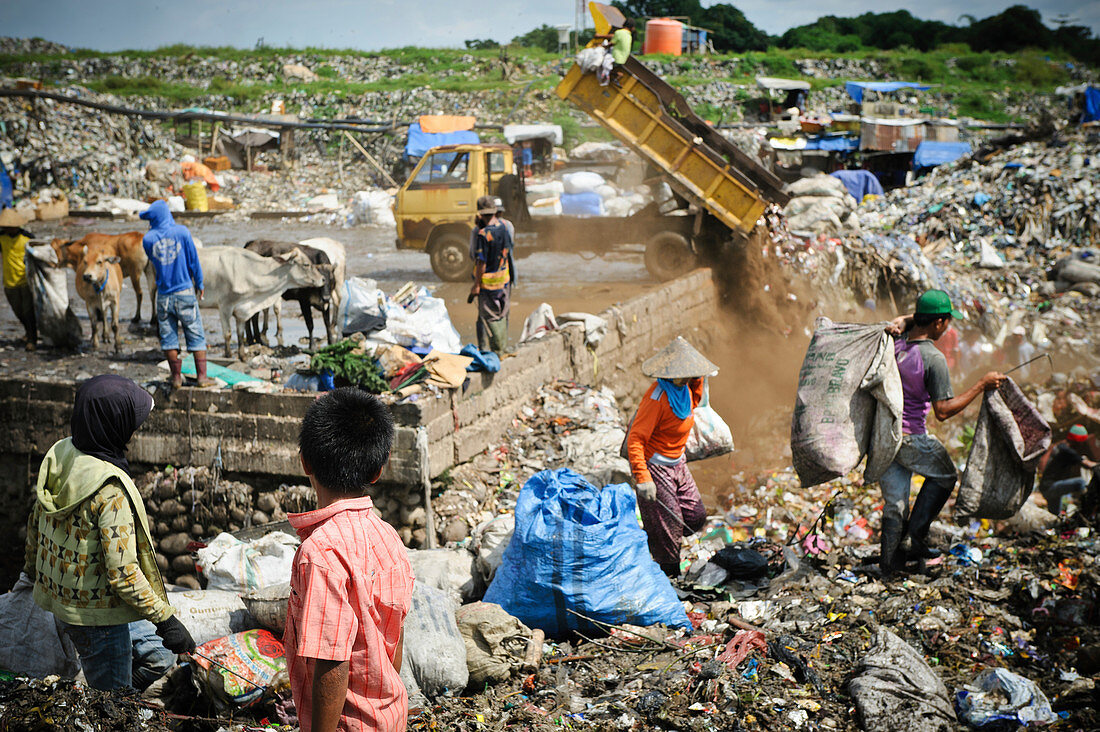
(309, 340), (389, 393)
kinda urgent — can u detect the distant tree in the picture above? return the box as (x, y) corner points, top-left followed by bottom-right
(963, 5), (1053, 52)
(612, 0), (704, 20)
(705, 4), (770, 52)
(510, 24), (559, 53)
(465, 38), (500, 50)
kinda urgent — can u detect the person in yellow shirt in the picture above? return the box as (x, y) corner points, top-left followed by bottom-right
(594, 17), (636, 66)
(0, 207), (36, 350)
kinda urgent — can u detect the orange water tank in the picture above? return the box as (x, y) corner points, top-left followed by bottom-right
(642, 18), (684, 56)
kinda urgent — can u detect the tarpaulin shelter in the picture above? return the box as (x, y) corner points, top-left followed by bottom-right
(844, 81), (932, 104)
(502, 125), (563, 146)
(757, 76), (811, 121)
(913, 141), (972, 170)
(405, 118), (479, 160)
(503, 124), (562, 176)
(212, 129), (280, 169)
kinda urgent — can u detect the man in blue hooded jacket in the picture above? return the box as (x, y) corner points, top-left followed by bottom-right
(139, 200), (212, 388)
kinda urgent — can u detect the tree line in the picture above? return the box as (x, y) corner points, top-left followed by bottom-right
(482, 3), (1099, 65)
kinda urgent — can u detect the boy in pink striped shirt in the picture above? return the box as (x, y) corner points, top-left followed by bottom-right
(285, 388), (415, 732)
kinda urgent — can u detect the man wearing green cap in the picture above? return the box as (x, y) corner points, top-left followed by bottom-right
(881, 289), (1004, 575)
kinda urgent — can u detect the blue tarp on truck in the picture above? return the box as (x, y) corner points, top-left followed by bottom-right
(404, 121), (479, 159)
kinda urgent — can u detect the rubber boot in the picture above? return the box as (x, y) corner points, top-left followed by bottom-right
(166, 350), (183, 390)
(193, 351), (216, 388)
(907, 482), (953, 560)
(879, 517), (905, 578)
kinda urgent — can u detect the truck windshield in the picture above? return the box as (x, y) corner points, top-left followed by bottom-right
(413, 151), (471, 183)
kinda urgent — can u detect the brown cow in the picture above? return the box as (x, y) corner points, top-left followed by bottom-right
(51, 232), (154, 324)
(74, 246), (124, 352)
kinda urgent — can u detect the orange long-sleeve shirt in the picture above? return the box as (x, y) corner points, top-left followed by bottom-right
(627, 378), (704, 484)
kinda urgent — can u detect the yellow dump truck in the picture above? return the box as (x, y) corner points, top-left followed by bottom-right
(393, 2), (788, 282)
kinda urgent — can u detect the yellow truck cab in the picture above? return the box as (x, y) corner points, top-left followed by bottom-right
(394, 143), (516, 282)
(394, 2), (788, 283)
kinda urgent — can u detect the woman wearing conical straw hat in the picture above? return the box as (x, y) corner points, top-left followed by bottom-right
(625, 336), (718, 577)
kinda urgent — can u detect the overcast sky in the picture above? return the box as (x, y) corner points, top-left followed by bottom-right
(3, 1), (1098, 52)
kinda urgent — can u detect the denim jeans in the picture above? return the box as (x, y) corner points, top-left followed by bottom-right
(60, 619), (176, 691)
(156, 289), (207, 351)
(1041, 477), (1088, 514)
(878, 434), (958, 524)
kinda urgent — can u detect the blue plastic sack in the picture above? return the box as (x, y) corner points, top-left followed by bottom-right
(559, 191), (604, 217)
(483, 468), (690, 637)
(461, 344), (500, 372)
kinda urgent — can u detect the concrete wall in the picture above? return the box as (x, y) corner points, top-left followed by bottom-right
(0, 269), (721, 556)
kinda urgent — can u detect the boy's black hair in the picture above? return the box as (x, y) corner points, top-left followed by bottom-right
(622, 18), (636, 30)
(299, 387), (394, 495)
(913, 312), (950, 327)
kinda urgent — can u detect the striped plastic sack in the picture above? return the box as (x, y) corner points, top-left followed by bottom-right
(191, 629), (289, 711)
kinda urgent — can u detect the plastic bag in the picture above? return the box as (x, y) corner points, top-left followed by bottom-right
(455, 602), (531, 685)
(790, 318), (903, 488)
(169, 589), (257, 646)
(340, 276), (387, 337)
(686, 380), (734, 461)
(0, 574), (81, 678)
(560, 191), (604, 217)
(561, 171), (605, 194)
(483, 468), (691, 637)
(407, 549), (476, 608)
(196, 531), (299, 593)
(955, 378), (1051, 521)
(955, 667), (1058, 728)
(849, 628), (956, 731)
(191, 629), (288, 711)
(402, 581), (469, 698)
(25, 244), (82, 348)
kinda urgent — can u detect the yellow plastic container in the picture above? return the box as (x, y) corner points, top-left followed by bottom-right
(183, 182), (208, 212)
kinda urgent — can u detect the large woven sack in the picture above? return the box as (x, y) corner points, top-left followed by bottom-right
(955, 378), (1050, 521)
(790, 318), (903, 487)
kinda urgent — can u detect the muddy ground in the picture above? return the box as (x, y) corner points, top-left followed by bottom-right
(0, 217), (650, 382)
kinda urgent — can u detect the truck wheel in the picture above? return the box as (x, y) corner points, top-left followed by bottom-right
(644, 232), (697, 281)
(429, 233), (474, 282)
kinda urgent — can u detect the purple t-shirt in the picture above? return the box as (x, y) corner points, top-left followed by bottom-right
(895, 336), (954, 435)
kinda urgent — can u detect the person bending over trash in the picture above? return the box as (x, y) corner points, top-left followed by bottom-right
(285, 387), (414, 732)
(881, 290), (1004, 576)
(1037, 424), (1098, 514)
(140, 199), (214, 389)
(23, 375), (194, 691)
(626, 336), (717, 577)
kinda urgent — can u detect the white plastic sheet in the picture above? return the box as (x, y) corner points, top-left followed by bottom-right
(196, 531), (299, 593)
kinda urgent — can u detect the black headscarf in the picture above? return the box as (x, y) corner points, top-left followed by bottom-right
(71, 375), (154, 474)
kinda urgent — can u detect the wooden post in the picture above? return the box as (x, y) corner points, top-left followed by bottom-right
(522, 629), (545, 674)
(343, 130), (398, 188)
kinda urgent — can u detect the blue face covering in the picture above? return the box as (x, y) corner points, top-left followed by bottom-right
(655, 379), (692, 420)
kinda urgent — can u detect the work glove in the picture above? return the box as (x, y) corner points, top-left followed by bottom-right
(155, 615), (196, 654)
(636, 481), (657, 503)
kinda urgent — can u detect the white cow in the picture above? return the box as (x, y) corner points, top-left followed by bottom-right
(198, 246), (325, 359)
(298, 237), (347, 340)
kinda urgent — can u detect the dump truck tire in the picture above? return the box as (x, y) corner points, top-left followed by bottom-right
(430, 232), (474, 282)
(644, 231), (697, 281)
